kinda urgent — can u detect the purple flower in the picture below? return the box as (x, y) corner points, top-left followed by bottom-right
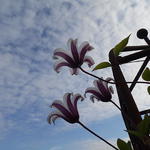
(85, 78), (114, 102)
(48, 93), (84, 124)
(53, 39), (94, 75)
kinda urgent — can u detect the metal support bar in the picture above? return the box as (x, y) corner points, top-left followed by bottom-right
(130, 56), (150, 91)
(130, 29), (150, 91)
(118, 48), (150, 64)
(140, 109), (150, 115)
(123, 45), (150, 52)
(109, 50), (149, 150)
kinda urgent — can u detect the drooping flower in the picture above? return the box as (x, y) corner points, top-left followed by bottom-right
(53, 39), (94, 75)
(48, 93), (84, 124)
(85, 78), (114, 102)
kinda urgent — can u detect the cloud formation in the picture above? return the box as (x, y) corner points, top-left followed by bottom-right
(0, 0), (150, 149)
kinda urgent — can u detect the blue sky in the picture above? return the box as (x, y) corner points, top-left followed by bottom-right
(0, 0), (150, 150)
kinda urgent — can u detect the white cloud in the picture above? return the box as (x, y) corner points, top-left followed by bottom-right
(49, 146), (62, 150)
(0, 0), (149, 143)
(61, 138), (118, 150)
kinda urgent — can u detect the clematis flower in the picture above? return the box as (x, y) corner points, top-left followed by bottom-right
(48, 93), (84, 124)
(85, 78), (114, 102)
(53, 39), (94, 75)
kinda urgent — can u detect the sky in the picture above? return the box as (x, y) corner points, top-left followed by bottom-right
(0, 0), (150, 150)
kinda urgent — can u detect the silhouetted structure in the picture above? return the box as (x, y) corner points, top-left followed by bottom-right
(109, 29), (150, 150)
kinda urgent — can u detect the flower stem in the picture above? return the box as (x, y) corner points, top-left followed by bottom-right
(79, 67), (150, 85)
(110, 100), (122, 111)
(110, 100), (136, 128)
(79, 67), (115, 84)
(78, 121), (119, 150)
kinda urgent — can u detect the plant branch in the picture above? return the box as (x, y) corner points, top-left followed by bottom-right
(110, 100), (137, 128)
(79, 67), (115, 84)
(78, 121), (119, 150)
(79, 67), (150, 85)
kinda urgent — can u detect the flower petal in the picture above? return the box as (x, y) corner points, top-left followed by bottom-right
(79, 42), (94, 62)
(94, 80), (109, 96)
(51, 102), (73, 119)
(85, 87), (103, 100)
(90, 95), (99, 103)
(109, 86), (114, 94)
(72, 94), (84, 116)
(47, 111), (65, 124)
(106, 77), (114, 82)
(68, 39), (80, 63)
(54, 48), (75, 65)
(69, 68), (79, 75)
(54, 60), (71, 73)
(83, 56), (95, 67)
(63, 93), (74, 112)
(50, 100), (63, 107)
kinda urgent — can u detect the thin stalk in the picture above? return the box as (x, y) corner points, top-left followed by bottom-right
(78, 121), (119, 150)
(79, 67), (150, 85)
(110, 100), (136, 128)
(79, 67), (115, 84)
(110, 100), (121, 111)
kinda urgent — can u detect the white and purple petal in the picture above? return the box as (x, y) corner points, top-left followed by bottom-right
(79, 42), (94, 62)
(54, 48), (75, 65)
(69, 68), (79, 75)
(63, 93), (74, 113)
(83, 56), (95, 67)
(95, 80), (110, 96)
(47, 111), (65, 124)
(106, 77), (114, 82)
(72, 94), (84, 115)
(85, 87), (103, 99)
(54, 60), (71, 73)
(109, 86), (114, 94)
(51, 102), (73, 119)
(89, 95), (99, 103)
(69, 39), (80, 63)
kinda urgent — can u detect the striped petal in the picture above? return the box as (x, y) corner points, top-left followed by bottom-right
(68, 39), (80, 63)
(89, 95), (99, 103)
(85, 87), (104, 100)
(54, 48), (75, 66)
(106, 77), (114, 82)
(54, 60), (71, 73)
(79, 42), (94, 62)
(83, 56), (95, 67)
(109, 86), (114, 94)
(63, 93), (74, 112)
(72, 94), (84, 116)
(51, 102), (73, 119)
(48, 93), (82, 124)
(69, 68), (79, 75)
(47, 111), (65, 124)
(94, 80), (108, 95)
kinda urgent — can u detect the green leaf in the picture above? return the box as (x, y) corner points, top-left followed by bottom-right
(142, 68), (150, 81)
(127, 130), (144, 139)
(127, 115), (150, 139)
(127, 141), (132, 150)
(148, 86), (150, 95)
(113, 34), (131, 56)
(93, 62), (111, 71)
(117, 139), (132, 150)
(137, 114), (150, 136)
